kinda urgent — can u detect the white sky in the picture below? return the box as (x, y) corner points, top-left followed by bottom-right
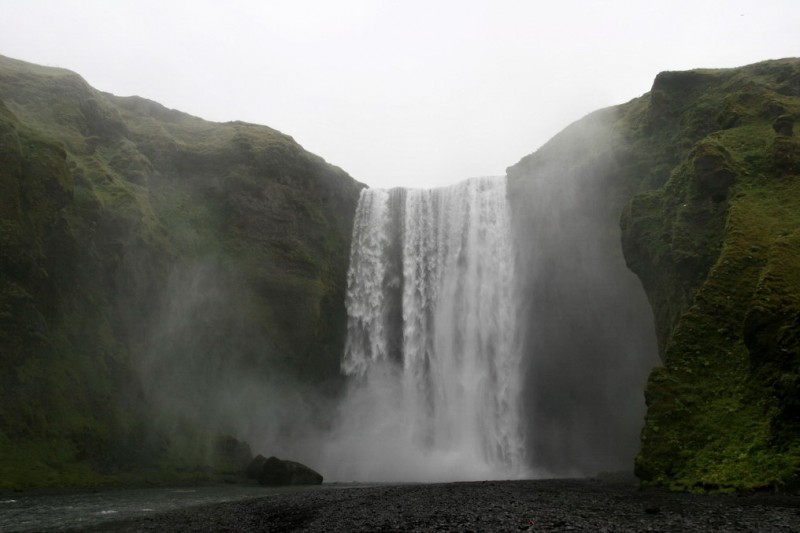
(2, 1), (798, 188)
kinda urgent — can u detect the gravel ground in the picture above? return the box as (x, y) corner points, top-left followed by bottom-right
(78, 479), (800, 532)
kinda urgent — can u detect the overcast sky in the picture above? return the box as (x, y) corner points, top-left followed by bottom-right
(2, 1), (798, 188)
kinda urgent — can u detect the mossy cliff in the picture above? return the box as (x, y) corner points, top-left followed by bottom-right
(622, 61), (800, 491)
(509, 58), (800, 490)
(0, 55), (363, 488)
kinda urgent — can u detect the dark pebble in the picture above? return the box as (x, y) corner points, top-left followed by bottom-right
(76, 478), (800, 532)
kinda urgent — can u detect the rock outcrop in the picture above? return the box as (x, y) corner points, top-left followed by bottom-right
(246, 454), (323, 485)
(258, 456), (324, 486)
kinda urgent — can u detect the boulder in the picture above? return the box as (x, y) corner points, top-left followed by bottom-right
(214, 435), (253, 473)
(246, 454), (268, 479)
(256, 456), (323, 486)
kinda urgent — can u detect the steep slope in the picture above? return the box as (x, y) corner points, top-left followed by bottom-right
(0, 55), (363, 487)
(621, 60), (800, 490)
(509, 57), (800, 490)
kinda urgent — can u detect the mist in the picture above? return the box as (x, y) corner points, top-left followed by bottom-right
(108, 106), (658, 483)
(508, 108), (659, 476)
(131, 106), (659, 481)
(320, 181), (527, 482)
(128, 258), (333, 470)
(314, 107), (658, 481)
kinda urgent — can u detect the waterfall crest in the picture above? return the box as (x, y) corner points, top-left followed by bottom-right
(327, 176), (525, 481)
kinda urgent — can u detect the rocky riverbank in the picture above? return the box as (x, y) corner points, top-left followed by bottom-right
(74, 479), (800, 532)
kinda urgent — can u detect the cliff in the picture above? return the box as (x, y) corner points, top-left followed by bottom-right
(509, 58), (800, 490)
(622, 61), (800, 491)
(0, 55), (363, 487)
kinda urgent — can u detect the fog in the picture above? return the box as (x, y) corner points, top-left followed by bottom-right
(321, 181), (526, 481)
(312, 108), (659, 480)
(509, 109), (659, 475)
(130, 259), (331, 468)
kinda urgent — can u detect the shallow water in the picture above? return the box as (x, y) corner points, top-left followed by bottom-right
(0, 483), (325, 532)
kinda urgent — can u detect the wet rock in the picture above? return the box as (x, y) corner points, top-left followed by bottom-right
(214, 435), (253, 473)
(245, 454), (267, 480)
(78, 479), (800, 532)
(256, 456), (323, 486)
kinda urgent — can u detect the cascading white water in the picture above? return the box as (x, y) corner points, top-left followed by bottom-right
(325, 176), (525, 481)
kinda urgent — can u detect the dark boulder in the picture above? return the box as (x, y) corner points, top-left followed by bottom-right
(214, 435), (253, 473)
(246, 454), (268, 479)
(256, 456), (323, 486)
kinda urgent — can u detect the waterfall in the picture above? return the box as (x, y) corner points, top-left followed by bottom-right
(326, 176), (525, 481)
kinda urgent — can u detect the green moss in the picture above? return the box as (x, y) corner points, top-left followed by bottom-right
(0, 433), (107, 489)
(620, 58), (800, 491)
(0, 54), (363, 487)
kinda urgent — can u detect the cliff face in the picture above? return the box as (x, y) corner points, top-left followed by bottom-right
(509, 57), (800, 490)
(0, 55), (363, 487)
(621, 60), (800, 490)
